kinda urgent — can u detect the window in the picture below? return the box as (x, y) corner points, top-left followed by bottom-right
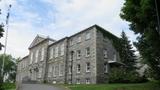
(55, 46), (59, 58)
(76, 79), (80, 84)
(60, 44), (64, 56)
(30, 52), (33, 64)
(35, 50), (39, 63)
(114, 53), (117, 61)
(77, 36), (81, 43)
(38, 68), (42, 78)
(104, 63), (108, 73)
(104, 49), (108, 58)
(59, 64), (63, 76)
(85, 32), (91, 40)
(49, 48), (53, 59)
(85, 47), (90, 57)
(76, 50), (81, 59)
(86, 62), (91, 72)
(53, 65), (56, 77)
(86, 78), (90, 84)
(68, 66), (72, 74)
(41, 48), (45, 61)
(77, 64), (81, 73)
(48, 65), (52, 77)
(70, 39), (73, 46)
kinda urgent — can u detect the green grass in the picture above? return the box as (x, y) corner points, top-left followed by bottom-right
(66, 82), (160, 90)
(1, 83), (16, 90)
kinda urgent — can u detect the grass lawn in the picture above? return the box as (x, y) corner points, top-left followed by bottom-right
(1, 83), (16, 90)
(66, 82), (160, 90)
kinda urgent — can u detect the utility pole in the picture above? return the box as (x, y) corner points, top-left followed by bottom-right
(155, 0), (160, 35)
(1, 4), (11, 81)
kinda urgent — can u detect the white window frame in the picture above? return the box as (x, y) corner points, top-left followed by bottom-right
(38, 68), (42, 78)
(59, 64), (63, 76)
(35, 50), (39, 63)
(70, 39), (73, 46)
(114, 53), (117, 61)
(76, 50), (81, 59)
(68, 66), (72, 74)
(86, 62), (91, 72)
(77, 36), (81, 43)
(104, 63), (108, 73)
(30, 52), (33, 64)
(41, 48), (45, 61)
(48, 65), (52, 77)
(85, 32), (91, 40)
(55, 46), (59, 58)
(86, 78), (90, 84)
(53, 65), (56, 77)
(49, 48), (53, 59)
(76, 79), (80, 84)
(85, 47), (90, 57)
(104, 49), (108, 58)
(77, 64), (81, 73)
(60, 44), (64, 56)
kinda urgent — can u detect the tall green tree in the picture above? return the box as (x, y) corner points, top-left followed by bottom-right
(0, 24), (4, 50)
(120, 0), (160, 80)
(119, 31), (137, 71)
(0, 54), (17, 83)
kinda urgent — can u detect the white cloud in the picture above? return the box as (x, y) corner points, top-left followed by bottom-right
(0, 0), (137, 58)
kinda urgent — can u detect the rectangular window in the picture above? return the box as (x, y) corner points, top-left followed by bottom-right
(68, 66), (72, 74)
(104, 49), (108, 58)
(85, 32), (91, 40)
(86, 62), (91, 72)
(76, 50), (81, 59)
(114, 53), (117, 61)
(70, 39), (73, 46)
(49, 48), (53, 59)
(85, 47), (90, 57)
(104, 63), (108, 73)
(60, 44), (64, 56)
(86, 78), (90, 84)
(76, 79), (80, 84)
(53, 65), (56, 77)
(77, 36), (81, 43)
(48, 65), (52, 77)
(77, 64), (81, 73)
(35, 50), (39, 63)
(55, 46), (59, 58)
(59, 64), (63, 76)
(30, 52), (33, 64)
(38, 68), (42, 78)
(41, 48), (44, 61)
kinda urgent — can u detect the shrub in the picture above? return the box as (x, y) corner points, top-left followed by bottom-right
(109, 67), (148, 83)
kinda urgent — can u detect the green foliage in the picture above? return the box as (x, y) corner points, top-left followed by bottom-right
(121, 0), (160, 80)
(119, 31), (137, 71)
(109, 67), (147, 83)
(0, 25), (4, 50)
(0, 54), (17, 83)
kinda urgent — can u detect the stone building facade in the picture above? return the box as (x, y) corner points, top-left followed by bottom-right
(16, 25), (121, 84)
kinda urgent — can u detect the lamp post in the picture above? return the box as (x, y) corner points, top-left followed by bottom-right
(1, 5), (11, 81)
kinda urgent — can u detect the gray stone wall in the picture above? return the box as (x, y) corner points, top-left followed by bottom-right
(46, 38), (68, 84)
(67, 27), (97, 84)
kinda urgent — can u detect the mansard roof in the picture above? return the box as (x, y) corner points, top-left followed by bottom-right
(29, 35), (56, 49)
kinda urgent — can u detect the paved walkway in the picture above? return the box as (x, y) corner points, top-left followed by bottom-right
(19, 84), (66, 90)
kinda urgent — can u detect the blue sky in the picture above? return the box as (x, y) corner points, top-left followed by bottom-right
(0, 0), (137, 58)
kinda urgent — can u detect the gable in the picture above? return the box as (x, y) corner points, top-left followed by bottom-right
(29, 35), (46, 49)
